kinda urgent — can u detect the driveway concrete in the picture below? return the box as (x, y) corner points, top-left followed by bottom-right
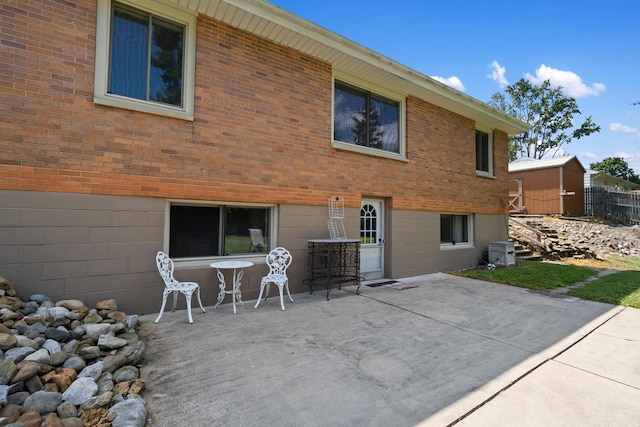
(138, 273), (640, 426)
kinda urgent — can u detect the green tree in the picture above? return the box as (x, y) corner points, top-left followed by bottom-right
(351, 108), (384, 149)
(590, 157), (640, 184)
(489, 79), (600, 161)
(151, 22), (184, 106)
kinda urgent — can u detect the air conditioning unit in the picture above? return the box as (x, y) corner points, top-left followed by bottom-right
(488, 241), (516, 267)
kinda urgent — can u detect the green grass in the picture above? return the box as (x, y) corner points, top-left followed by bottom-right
(453, 258), (640, 309)
(452, 260), (599, 290)
(567, 271), (640, 308)
(224, 235), (268, 255)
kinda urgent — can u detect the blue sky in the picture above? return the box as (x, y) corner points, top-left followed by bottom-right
(268, 0), (640, 173)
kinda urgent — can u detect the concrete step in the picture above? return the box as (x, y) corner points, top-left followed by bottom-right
(517, 254), (542, 261)
(516, 248), (533, 256)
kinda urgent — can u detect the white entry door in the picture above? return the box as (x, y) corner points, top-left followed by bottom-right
(360, 199), (384, 280)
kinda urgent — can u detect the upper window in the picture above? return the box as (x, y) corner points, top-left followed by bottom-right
(169, 204), (273, 259)
(333, 75), (406, 160)
(94, 0), (196, 120)
(440, 214), (473, 248)
(475, 128), (493, 176)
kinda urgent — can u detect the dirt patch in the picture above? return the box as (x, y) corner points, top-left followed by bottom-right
(561, 257), (621, 269)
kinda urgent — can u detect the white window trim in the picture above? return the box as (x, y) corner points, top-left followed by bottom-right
(475, 125), (494, 178)
(332, 70), (407, 162)
(94, 0), (197, 121)
(440, 213), (474, 250)
(164, 199), (278, 268)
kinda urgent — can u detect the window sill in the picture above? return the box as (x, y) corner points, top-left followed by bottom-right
(173, 255), (267, 269)
(94, 93), (194, 122)
(475, 171), (496, 179)
(440, 244), (474, 251)
(332, 141), (408, 162)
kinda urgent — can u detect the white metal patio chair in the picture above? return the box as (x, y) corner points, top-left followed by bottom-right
(155, 251), (206, 324)
(254, 247), (293, 311)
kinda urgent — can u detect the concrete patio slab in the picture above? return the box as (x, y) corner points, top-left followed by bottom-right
(138, 273), (637, 427)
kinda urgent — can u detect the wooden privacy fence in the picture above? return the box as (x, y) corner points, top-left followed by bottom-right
(585, 187), (640, 223)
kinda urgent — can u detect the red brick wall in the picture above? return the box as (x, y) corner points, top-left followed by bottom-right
(1, 0), (508, 215)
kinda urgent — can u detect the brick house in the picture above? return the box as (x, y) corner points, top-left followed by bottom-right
(0, 0), (528, 315)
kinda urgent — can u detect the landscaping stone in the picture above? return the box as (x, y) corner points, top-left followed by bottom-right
(23, 391), (62, 414)
(108, 397), (147, 427)
(510, 217), (640, 261)
(62, 377), (97, 406)
(0, 277), (147, 426)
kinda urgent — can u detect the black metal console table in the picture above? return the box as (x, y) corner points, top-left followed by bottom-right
(303, 239), (362, 300)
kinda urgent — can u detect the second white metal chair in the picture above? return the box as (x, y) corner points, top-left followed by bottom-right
(254, 247), (293, 311)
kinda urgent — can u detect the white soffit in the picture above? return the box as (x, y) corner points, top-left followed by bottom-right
(168, 0), (529, 135)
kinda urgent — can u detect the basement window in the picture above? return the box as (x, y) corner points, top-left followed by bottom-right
(440, 214), (473, 248)
(169, 204), (273, 258)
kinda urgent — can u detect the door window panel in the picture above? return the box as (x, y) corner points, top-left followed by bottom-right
(360, 204), (378, 245)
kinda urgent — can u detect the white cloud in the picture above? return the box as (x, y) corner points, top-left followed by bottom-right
(610, 123), (640, 140)
(581, 151), (597, 160)
(487, 60), (509, 87)
(609, 123), (638, 133)
(430, 75), (465, 91)
(525, 64), (605, 98)
(614, 151), (634, 160)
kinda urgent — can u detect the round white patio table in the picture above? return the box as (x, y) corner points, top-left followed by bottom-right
(210, 260), (254, 314)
